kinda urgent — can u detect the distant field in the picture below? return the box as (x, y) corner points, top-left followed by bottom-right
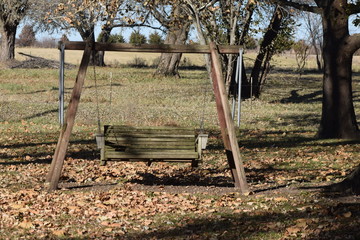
(15, 47), (206, 67)
(15, 46), (360, 71)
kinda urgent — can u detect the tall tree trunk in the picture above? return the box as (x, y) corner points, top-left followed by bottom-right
(78, 26), (101, 66)
(0, 23), (17, 61)
(155, 5), (190, 77)
(317, 0), (360, 139)
(314, 42), (323, 71)
(97, 27), (112, 67)
(250, 6), (283, 98)
(155, 23), (190, 77)
(223, 0), (243, 94)
(305, 12), (323, 71)
(237, 0), (256, 99)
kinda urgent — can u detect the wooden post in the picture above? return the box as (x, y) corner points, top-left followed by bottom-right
(46, 41), (93, 191)
(209, 42), (249, 193)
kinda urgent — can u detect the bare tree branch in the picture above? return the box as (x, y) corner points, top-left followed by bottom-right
(270, 0), (321, 14)
(345, 33), (360, 55)
(347, 2), (360, 15)
(198, 0), (218, 11)
(112, 23), (165, 33)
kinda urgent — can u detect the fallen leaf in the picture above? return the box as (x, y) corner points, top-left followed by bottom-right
(286, 226), (301, 235)
(296, 218), (308, 228)
(343, 211), (352, 218)
(274, 197), (288, 202)
(18, 221), (34, 229)
(52, 230), (66, 237)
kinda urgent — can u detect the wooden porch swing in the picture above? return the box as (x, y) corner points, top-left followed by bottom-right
(97, 125), (207, 168)
(46, 41), (249, 194)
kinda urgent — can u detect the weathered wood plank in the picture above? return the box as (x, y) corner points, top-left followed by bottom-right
(105, 152), (199, 159)
(209, 42), (249, 194)
(46, 41), (93, 191)
(59, 41), (242, 54)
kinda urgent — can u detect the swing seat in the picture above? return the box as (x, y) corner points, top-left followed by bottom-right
(100, 125), (206, 167)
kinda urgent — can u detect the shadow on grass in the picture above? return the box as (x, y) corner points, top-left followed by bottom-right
(58, 182), (118, 191)
(0, 139), (99, 165)
(58, 203), (358, 240)
(23, 108), (61, 120)
(274, 89), (323, 104)
(128, 168), (235, 188)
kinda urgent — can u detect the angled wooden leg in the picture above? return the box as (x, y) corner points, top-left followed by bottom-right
(100, 146), (107, 166)
(209, 42), (249, 194)
(47, 41), (93, 191)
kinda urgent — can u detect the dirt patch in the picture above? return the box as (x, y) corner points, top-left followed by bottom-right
(2, 53), (76, 69)
(58, 179), (326, 196)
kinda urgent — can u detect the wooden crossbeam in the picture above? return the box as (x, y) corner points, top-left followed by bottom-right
(59, 41), (243, 54)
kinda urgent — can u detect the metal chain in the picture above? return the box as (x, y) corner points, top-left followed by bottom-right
(92, 49), (101, 134)
(199, 75), (209, 133)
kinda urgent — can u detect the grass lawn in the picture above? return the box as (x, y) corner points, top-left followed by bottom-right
(1, 47), (360, 239)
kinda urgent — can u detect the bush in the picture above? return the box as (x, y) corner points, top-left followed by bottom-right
(126, 57), (147, 68)
(129, 30), (147, 45)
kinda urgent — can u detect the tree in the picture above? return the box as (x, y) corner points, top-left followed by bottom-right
(275, 0), (360, 139)
(0, 0), (28, 61)
(18, 24), (36, 47)
(145, 1), (191, 77)
(148, 31), (163, 44)
(273, 0), (360, 194)
(43, 0), (124, 66)
(183, 0), (295, 97)
(303, 12), (323, 71)
(129, 30), (147, 44)
(108, 33), (126, 43)
(249, 5), (296, 98)
(293, 39), (310, 77)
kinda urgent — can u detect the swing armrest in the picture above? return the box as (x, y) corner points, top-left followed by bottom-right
(196, 133), (208, 159)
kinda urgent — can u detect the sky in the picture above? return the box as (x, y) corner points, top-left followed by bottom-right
(18, 13), (360, 44)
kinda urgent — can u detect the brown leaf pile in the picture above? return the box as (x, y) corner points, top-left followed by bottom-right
(1, 130), (360, 239)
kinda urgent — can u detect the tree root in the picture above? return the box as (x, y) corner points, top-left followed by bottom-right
(327, 164), (360, 195)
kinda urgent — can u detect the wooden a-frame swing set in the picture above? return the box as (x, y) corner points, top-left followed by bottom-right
(46, 40), (249, 194)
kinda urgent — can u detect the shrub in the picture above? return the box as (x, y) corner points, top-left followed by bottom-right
(126, 57), (147, 68)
